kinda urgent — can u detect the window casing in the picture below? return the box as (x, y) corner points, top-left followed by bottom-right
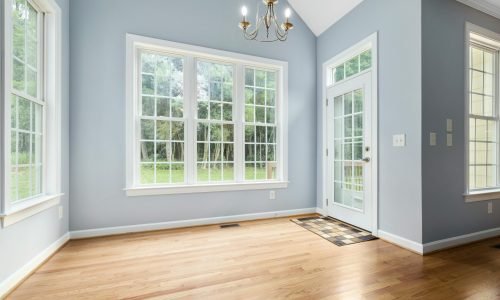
(465, 24), (500, 201)
(126, 35), (288, 195)
(10, 0), (45, 204)
(1, 0), (62, 225)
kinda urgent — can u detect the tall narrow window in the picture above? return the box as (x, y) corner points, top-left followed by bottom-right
(10, 0), (44, 203)
(2, 0), (62, 226)
(126, 35), (288, 195)
(467, 27), (500, 195)
(196, 61), (235, 183)
(139, 51), (185, 185)
(244, 68), (278, 181)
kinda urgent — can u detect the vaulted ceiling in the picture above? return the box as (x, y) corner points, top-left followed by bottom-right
(457, 0), (500, 19)
(288, 0), (364, 36)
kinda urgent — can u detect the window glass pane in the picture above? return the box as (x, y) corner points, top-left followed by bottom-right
(334, 65), (345, 82)
(196, 61), (234, 183)
(12, 0), (40, 98)
(10, 94), (43, 203)
(360, 50), (372, 71)
(139, 52), (185, 184)
(484, 51), (494, 73)
(244, 67), (278, 181)
(471, 47), (484, 71)
(471, 70), (484, 94)
(345, 56), (359, 77)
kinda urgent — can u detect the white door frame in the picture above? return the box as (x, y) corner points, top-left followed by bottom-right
(321, 32), (379, 236)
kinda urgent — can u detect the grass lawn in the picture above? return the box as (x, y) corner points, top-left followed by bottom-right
(140, 165), (270, 184)
(11, 167), (40, 202)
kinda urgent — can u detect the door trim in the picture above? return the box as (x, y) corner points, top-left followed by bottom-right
(321, 32), (379, 236)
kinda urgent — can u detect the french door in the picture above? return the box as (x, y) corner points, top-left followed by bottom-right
(327, 72), (373, 231)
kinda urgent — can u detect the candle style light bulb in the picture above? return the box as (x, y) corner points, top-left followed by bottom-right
(241, 6), (248, 17)
(285, 8), (292, 19)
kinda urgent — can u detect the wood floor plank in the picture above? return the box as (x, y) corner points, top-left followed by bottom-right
(7, 216), (500, 299)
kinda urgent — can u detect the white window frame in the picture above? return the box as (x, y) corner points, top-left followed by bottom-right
(0, 0), (62, 226)
(125, 34), (288, 196)
(464, 23), (500, 202)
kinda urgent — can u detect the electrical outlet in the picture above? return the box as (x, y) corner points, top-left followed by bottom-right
(58, 206), (63, 219)
(392, 134), (406, 147)
(269, 191), (276, 200)
(488, 202), (493, 214)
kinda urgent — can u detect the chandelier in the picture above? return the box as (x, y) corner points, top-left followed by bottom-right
(239, 0), (294, 42)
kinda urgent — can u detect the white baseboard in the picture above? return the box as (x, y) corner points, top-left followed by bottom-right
(315, 207), (326, 216)
(423, 227), (500, 254)
(378, 230), (424, 254)
(70, 208), (317, 239)
(0, 232), (70, 299)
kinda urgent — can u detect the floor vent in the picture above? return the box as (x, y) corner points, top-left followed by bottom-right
(220, 223), (240, 229)
(493, 244), (500, 249)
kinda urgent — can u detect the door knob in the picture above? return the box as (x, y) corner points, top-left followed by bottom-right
(362, 157), (371, 163)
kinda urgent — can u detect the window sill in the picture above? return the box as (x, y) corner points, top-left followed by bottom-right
(125, 181), (289, 197)
(0, 194), (63, 227)
(464, 189), (500, 202)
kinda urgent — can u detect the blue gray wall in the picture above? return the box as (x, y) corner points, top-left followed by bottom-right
(0, 0), (70, 285)
(316, 0), (423, 243)
(68, 0), (317, 231)
(422, 0), (500, 243)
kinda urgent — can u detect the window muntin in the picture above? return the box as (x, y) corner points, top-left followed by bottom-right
(468, 42), (499, 191)
(10, 0), (44, 203)
(244, 68), (277, 181)
(139, 51), (185, 185)
(131, 42), (285, 189)
(196, 61), (235, 183)
(332, 50), (372, 85)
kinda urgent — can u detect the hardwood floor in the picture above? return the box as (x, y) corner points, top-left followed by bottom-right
(7, 216), (500, 299)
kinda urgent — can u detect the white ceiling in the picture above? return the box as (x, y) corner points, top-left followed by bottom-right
(457, 0), (500, 19)
(288, 0), (364, 36)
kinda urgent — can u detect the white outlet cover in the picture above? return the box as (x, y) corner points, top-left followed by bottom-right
(447, 119), (453, 132)
(392, 134), (406, 147)
(447, 134), (453, 147)
(270, 191), (276, 200)
(430, 132), (437, 146)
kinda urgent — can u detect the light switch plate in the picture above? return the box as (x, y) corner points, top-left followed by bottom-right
(447, 134), (453, 147)
(392, 134), (406, 147)
(447, 119), (453, 133)
(430, 132), (437, 146)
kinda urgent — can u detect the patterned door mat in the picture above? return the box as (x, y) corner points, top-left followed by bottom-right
(291, 216), (378, 247)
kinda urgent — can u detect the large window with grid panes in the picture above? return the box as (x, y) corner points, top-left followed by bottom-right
(2, 0), (62, 226)
(126, 35), (288, 195)
(467, 25), (500, 195)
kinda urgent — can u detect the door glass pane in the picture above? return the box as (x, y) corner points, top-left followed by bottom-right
(332, 89), (364, 211)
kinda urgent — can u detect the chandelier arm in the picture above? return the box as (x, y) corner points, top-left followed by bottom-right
(239, 0), (292, 42)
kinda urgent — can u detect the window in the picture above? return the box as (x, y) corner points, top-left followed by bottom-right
(1, 0), (62, 226)
(244, 68), (278, 181)
(196, 61), (234, 183)
(331, 50), (371, 85)
(466, 24), (500, 200)
(126, 35), (288, 196)
(139, 52), (185, 185)
(10, 0), (44, 203)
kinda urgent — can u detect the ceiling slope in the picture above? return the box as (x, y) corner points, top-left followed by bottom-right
(457, 0), (500, 19)
(288, 0), (364, 36)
